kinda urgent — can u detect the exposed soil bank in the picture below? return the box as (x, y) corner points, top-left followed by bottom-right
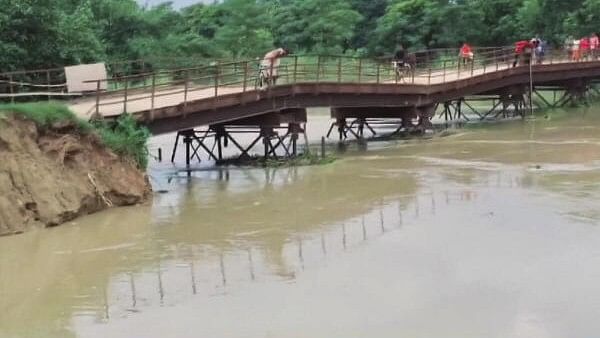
(0, 115), (151, 236)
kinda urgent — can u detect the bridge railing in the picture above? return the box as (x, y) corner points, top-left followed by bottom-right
(0, 57), (221, 102)
(8, 45), (592, 118)
(85, 47), (528, 117)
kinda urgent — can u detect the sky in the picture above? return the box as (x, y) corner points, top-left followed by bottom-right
(138, 0), (214, 9)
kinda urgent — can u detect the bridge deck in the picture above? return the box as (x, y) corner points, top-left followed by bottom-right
(4, 48), (589, 134)
(69, 61), (520, 120)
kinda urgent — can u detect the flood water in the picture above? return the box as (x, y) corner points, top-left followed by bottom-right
(2, 108), (600, 338)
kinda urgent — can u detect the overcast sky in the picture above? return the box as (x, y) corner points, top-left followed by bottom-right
(138, 0), (214, 9)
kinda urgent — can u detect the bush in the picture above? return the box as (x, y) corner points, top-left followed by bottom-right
(95, 114), (151, 169)
(0, 102), (150, 169)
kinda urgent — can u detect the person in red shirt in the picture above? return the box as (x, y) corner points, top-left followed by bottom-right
(581, 36), (591, 60)
(591, 33), (599, 59)
(459, 42), (474, 67)
(513, 40), (533, 67)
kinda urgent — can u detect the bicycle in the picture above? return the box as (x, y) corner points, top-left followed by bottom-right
(393, 60), (412, 82)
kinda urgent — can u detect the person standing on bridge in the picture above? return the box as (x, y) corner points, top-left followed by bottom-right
(394, 44), (406, 66)
(572, 39), (581, 61)
(513, 40), (533, 67)
(591, 33), (599, 59)
(581, 36), (591, 60)
(259, 48), (290, 88)
(531, 38), (545, 64)
(459, 42), (474, 67)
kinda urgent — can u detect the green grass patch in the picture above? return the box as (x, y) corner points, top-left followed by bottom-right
(0, 102), (150, 169)
(0, 102), (92, 132)
(93, 115), (151, 169)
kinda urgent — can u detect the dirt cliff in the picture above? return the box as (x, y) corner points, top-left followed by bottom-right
(0, 114), (152, 236)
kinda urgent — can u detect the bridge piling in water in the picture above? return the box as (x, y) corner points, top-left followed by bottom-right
(168, 109), (307, 166)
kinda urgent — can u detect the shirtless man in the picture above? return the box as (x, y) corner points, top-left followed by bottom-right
(259, 48), (290, 87)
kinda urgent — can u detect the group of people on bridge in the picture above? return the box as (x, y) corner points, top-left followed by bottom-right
(461, 39), (548, 68)
(257, 35), (600, 88)
(565, 34), (600, 61)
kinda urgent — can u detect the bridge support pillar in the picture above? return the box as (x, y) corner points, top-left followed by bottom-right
(166, 109), (307, 167)
(563, 82), (591, 107)
(415, 104), (435, 132)
(170, 129), (218, 166)
(439, 99), (468, 122)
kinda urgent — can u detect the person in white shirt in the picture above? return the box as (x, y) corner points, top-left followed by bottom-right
(259, 48), (290, 87)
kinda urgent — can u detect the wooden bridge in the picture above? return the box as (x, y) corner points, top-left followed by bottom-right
(3, 47), (600, 163)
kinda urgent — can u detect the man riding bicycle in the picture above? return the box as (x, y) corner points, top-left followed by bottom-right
(393, 44), (411, 80)
(258, 48), (290, 88)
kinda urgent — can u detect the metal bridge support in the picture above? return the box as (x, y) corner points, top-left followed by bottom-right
(326, 118), (377, 141)
(329, 106), (431, 140)
(439, 99), (472, 122)
(416, 104), (435, 132)
(170, 129), (219, 167)
(563, 82), (591, 107)
(534, 81), (592, 109)
(169, 109), (307, 166)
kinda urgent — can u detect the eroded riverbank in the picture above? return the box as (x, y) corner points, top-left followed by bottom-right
(2, 107), (600, 338)
(0, 113), (151, 235)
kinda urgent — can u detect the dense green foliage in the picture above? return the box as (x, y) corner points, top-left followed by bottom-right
(0, 102), (150, 169)
(0, 0), (598, 71)
(95, 114), (151, 169)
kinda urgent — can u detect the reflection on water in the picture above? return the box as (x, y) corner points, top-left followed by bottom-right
(2, 108), (600, 338)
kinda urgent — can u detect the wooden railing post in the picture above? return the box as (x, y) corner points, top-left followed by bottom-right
(376, 63), (381, 83)
(142, 60), (147, 87)
(242, 61), (248, 93)
(316, 56), (322, 83)
(337, 57), (342, 83)
(95, 80), (101, 118)
(471, 56), (475, 77)
(358, 58), (362, 83)
(183, 70), (189, 107)
(428, 68), (431, 85)
(285, 62), (290, 84)
(123, 79), (128, 113)
(46, 70), (51, 101)
(214, 63), (219, 98)
(9, 75), (14, 104)
(495, 50), (499, 71)
(150, 73), (156, 120)
(443, 60), (447, 82)
(293, 56), (298, 84)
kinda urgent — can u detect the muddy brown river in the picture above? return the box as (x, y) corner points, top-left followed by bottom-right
(2, 108), (600, 338)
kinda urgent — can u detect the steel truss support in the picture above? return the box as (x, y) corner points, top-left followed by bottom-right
(326, 118), (378, 141)
(170, 124), (305, 166)
(534, 82), (592, 109)
(438, 99), (472, 122)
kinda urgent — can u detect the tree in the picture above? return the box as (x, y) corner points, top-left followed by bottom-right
(272, 0), (362, 54)
(0, 0), (64, 70)
(563, 0), (600, 37)
(0, 0), (598, 72)
(56, 1), (106, 65)
(213, 0), (274, 58)
(348, 0), (388, 53)
(372, 0), (445, 55)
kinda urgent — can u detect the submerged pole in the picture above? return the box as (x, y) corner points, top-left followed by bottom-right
(529, 52), (534, 117)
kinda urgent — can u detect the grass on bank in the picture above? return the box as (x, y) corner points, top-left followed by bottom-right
(0, 102), (150, 169)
